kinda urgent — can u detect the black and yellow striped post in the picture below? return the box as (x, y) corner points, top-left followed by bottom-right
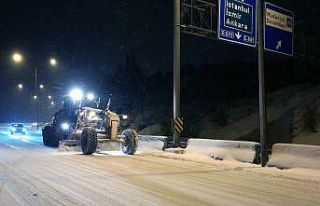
(174, 116), (184, 135)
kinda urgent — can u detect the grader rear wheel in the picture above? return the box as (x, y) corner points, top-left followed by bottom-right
(121, 129), (138, 155)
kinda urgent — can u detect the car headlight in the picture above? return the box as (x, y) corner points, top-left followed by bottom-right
(22, 128), (26, 132)
(61, 123), (70, 131)
(11, 127), (16, 132)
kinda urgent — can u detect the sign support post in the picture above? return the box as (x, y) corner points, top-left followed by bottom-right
(173, 0), (181, 147)
(257, 0), (268, 167)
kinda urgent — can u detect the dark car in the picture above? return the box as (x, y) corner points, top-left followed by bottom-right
(10, 123), (26, 135)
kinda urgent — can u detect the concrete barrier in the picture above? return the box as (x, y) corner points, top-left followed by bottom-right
(138, 135), (167, 151)
(185, 139), (260, 163)
(268, 143), (320, 170)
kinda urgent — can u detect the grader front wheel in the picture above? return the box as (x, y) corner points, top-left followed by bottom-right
(80, 127), (98, 155)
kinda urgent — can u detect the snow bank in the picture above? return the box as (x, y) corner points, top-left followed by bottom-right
(268, 143), (320, 170)
(185, 139), (260, 163)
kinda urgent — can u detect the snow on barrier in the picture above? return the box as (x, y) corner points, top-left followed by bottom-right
(185, 139), (260, 163)
(268, 144), (320, 170)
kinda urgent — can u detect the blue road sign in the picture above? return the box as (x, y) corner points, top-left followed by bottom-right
(218, 0), (257, 47)
(264, 3), (294, 56)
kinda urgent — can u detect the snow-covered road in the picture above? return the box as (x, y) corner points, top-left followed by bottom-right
(0, 125), (319, 206)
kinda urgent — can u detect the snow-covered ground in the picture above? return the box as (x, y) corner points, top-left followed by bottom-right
(1, 124), (320, 205)
(158, 147), (320, 182)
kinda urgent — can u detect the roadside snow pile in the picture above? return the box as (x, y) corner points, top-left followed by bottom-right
(185, 139), (260, 163)
(268, 143), (320, 170)
(137, 135), (167, 152)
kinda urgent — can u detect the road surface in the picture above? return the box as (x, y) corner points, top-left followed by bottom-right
(0, 124), (319, 206)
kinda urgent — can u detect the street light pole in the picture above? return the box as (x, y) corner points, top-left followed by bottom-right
(173, 0), (181, 147)
(35, 66), (39, 130)
(11, 52), (57, 128)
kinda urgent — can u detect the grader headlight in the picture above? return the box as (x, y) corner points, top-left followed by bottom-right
(87, 111), (99, 121)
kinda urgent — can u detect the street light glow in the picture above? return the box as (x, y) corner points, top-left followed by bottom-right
(87, 93), (95, 101)
(50, 58), (57, 66)
(51, 101), (55, 105)
(39, 84), (44, 89)
(48, 95), (52, 99)
(33, 95), (38, 100)
(18, 84), (23, 89)
(69, 88), (83, 101)
(12, 52), (23, 63)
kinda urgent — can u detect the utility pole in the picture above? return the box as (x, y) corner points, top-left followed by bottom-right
(257, 0), (268, 167)
(173, 0), (181, 147)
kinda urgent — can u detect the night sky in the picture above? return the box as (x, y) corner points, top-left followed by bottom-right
(0, 0), (319, 122)
(0, 1), (172, 75)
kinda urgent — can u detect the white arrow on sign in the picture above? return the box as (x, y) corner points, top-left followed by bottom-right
(276, 41), (282, 50)
(235, 32), (242, 40)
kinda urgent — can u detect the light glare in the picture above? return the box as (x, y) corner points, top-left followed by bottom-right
(50, 58), (57, 66)
(12, 53), (23, 63)
(61, 123), (70, 130)
(87, 93), (95, 101)
(69, 88), (83, 101)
